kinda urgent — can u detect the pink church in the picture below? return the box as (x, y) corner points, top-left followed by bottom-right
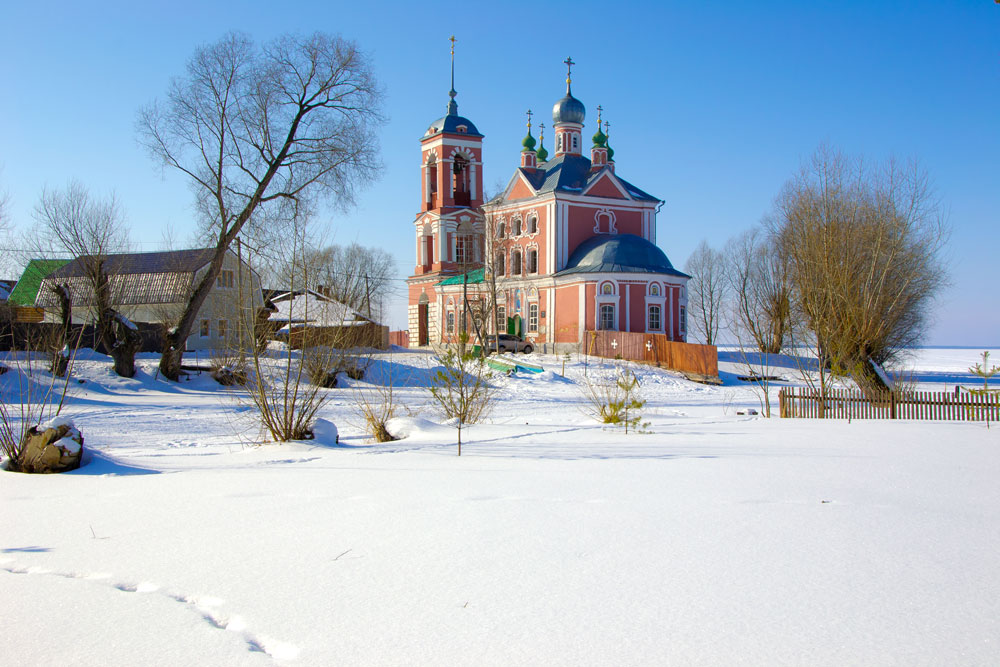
(406, 57), (690, 352)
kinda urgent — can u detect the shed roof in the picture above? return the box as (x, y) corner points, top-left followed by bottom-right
(8, 259), (71, 306)
(47, 248), (217, 279)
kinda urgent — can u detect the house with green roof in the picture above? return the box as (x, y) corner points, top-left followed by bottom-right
(8, 259), (72, 307)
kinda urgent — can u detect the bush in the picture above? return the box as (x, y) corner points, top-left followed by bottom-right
(580, 366), (648, 433)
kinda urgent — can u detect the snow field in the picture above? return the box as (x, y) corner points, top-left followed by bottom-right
(1, 347), (998, 665)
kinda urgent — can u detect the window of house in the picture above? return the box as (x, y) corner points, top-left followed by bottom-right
(680, 306), (686, 334)
(455, 234), (473, 265)
(496, 220), (506, 239)
(572, 135), (578, 151)
(648, 305), (661, 331)
(218, 319), (228, 340)
(446, 310), (455, 334)
(528, 303), (538, 332)
(527, 215), (538, 234)
(496, 305), (506, 331)
(495, 253), (505, 276)
(513, 217), (523, 236)
(599, 304), (615, 331)
(217, 269), (234, 289)
(200, 319), (210, 337)
(511, 249), (522, 275)
(527, 249), (538, 274)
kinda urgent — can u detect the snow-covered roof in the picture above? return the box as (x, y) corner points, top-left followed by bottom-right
(269, 291), (374, 327)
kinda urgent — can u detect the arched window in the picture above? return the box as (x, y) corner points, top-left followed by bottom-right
(513, 217), (523, 236)
(511, 249), (523, 275)
(495, 253), (506, 276)
(527, 215), (538, 235)
(599, 304), (615, 330)
(527, 248), (538, 274)
(427, 156), (438, 201)
(648, 305), (661, 331)
(601, 282), (614, 295)
(650, 283), (660, 296)
(455, 234), (473, 265)
(496, 220), (506, 239)
(453, 154), (470, 206)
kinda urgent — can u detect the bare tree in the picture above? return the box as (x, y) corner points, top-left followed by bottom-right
(138, 31), (384, 380)
(303, 243), (396, 320)
(724, 227), (792, 354)
(33, 182), (140, 377)
(771, 146), (947, 394)
(239, 217), (337, 442)
(684, 240), (727, 345)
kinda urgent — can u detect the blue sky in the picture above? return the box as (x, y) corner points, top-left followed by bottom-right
(1, 1), (996, 344)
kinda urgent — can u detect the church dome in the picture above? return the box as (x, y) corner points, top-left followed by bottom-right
(552, 93), (585, 125)
(556, 234), (688, 276)
(424, 114), (482, 138)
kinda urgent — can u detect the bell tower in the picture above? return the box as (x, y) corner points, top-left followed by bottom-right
(407, 37), (487, 346)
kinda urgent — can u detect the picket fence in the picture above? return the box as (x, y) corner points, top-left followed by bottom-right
(778, 387), (1000, 421)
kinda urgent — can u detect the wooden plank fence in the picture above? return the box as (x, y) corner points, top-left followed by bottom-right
(778, 387), (1000, 421)
(583, 330), (718, 378)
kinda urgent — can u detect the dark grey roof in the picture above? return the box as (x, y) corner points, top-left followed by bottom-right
(505, 154), (660, 202)
(47, 248), (217, 279)
(424, 114), (482, 138)
(555, 234), (689, 278)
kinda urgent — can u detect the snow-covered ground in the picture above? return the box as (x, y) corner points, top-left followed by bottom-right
(2, 346), (998, 665)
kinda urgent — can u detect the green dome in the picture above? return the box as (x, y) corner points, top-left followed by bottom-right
(521, 130), (536, 151)
(592, 127), (607, 148)
(606, 140), (614, 161)
(536, 140), (549, 162)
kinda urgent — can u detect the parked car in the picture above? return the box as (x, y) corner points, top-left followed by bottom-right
(486, 334), (533, 355)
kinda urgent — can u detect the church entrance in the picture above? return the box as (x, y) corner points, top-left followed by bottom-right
(418, 303), (429, 346)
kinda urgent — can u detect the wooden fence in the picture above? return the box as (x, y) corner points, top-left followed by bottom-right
(583, 330), (718, 378)
(778, 387), (1000, 421)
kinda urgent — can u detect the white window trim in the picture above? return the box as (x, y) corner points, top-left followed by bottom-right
(645, 295), (666, 333)
(597, 301), (617, 331)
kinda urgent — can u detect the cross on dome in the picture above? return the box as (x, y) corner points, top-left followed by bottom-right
(447, 36), (458, 115)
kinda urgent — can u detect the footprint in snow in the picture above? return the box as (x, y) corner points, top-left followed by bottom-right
(0, 562), (299, 661)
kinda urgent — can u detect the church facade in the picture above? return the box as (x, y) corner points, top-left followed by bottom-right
(406, 58), (690, 352)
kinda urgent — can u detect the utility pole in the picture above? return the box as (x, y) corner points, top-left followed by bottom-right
(364, 273), (371, 318)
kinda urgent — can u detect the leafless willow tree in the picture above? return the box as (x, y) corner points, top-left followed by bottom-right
(33, 181), (140, 377)
(770, 147), (947, 394)
(724, 227), (792, 355)
(137, 31), (384, 380)
(683, 240), (727, 345)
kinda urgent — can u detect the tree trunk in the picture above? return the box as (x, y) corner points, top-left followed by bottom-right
(50, 284), (72, 377)
(102, 308), (141, 379)
(158, 244), (233, 380)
